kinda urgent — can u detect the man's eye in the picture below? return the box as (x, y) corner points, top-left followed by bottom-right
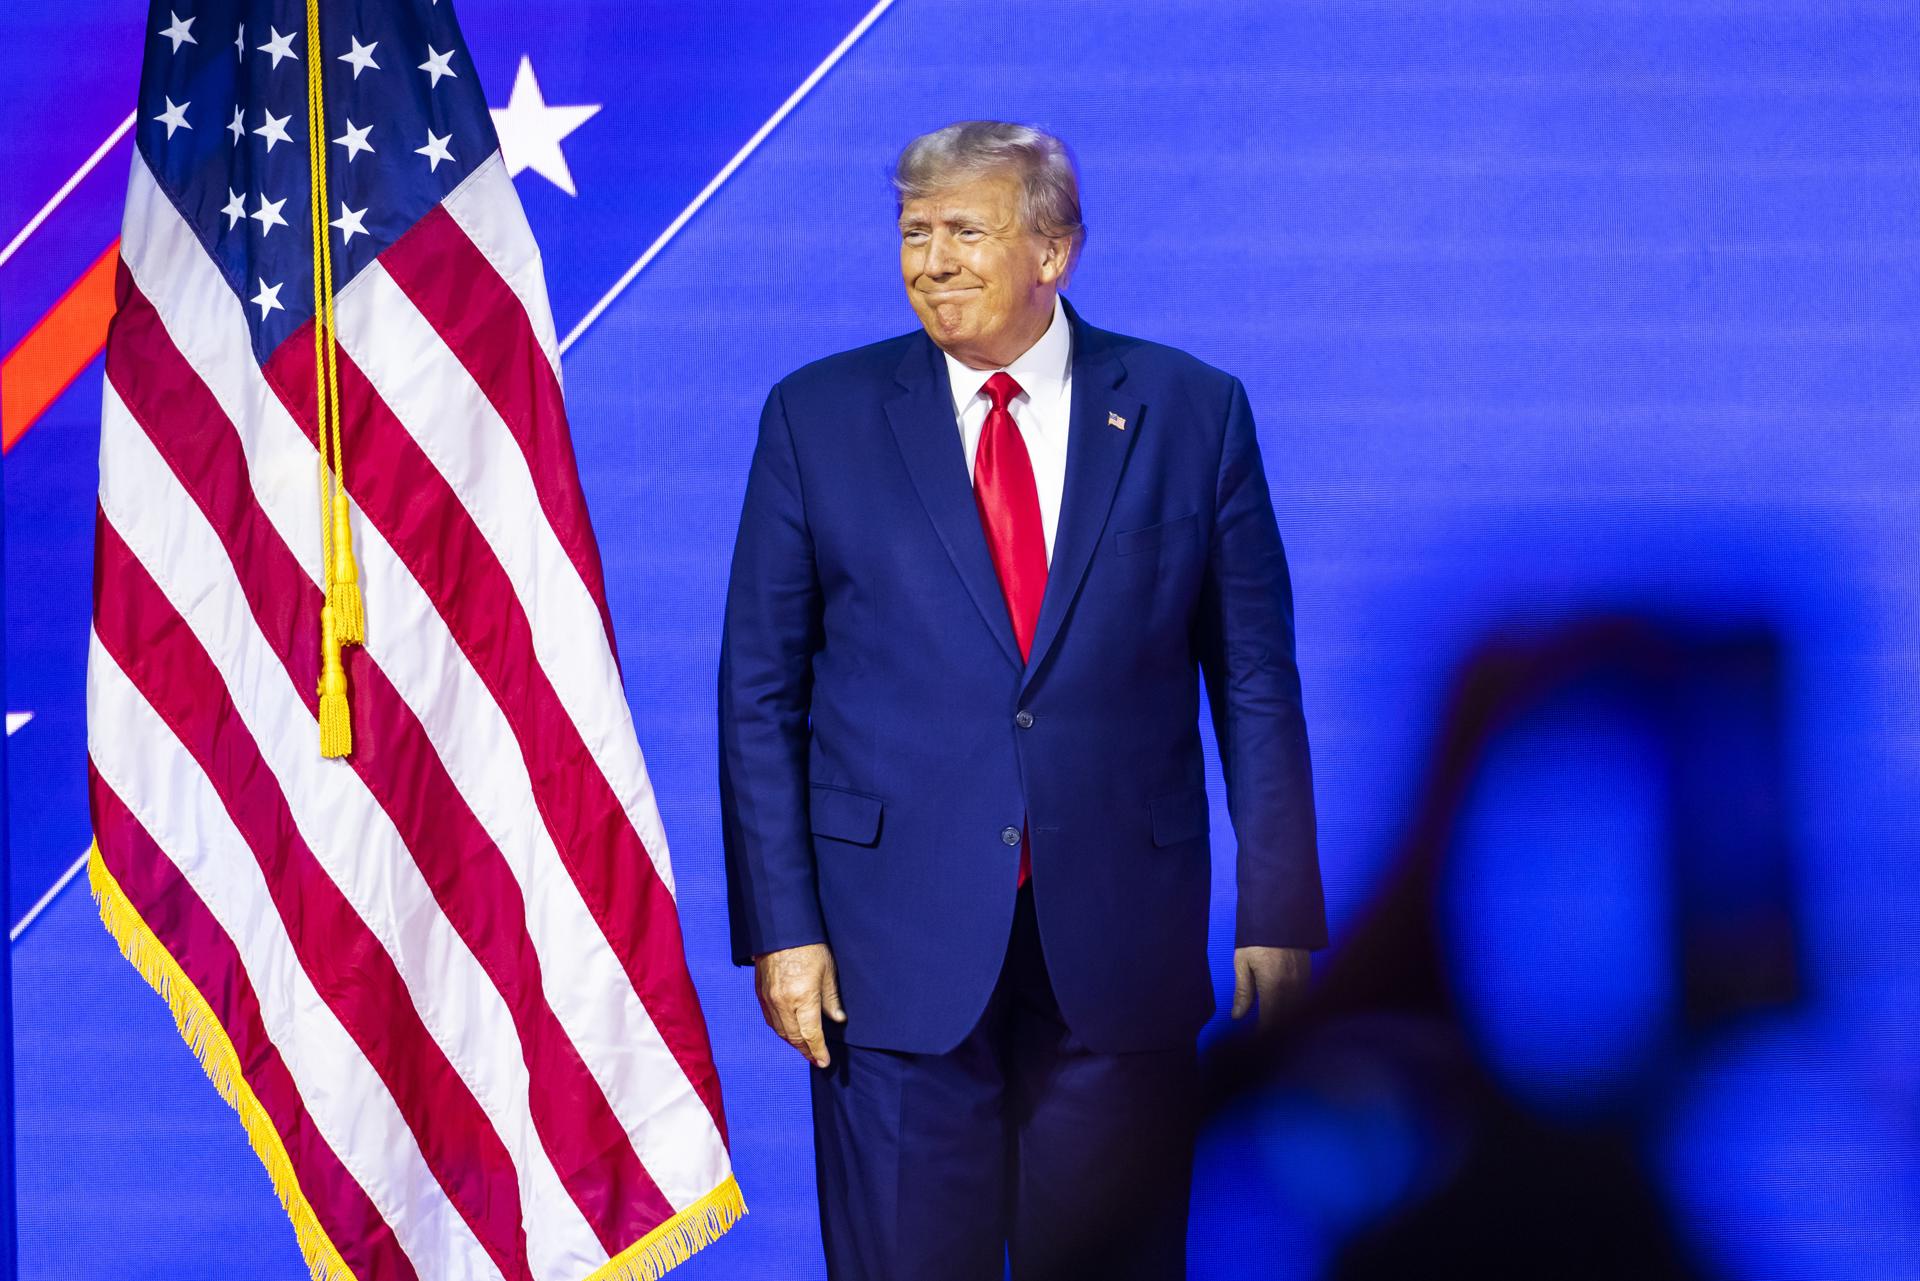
(903, 230), (928, 244)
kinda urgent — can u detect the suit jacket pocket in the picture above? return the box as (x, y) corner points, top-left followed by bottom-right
(1114, 511), (1199, 557)
(810, 783), (884, 846)
(1149, 786), (1211, 847)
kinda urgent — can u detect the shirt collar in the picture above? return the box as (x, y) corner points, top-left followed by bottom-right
(944, 293), (1073, 417)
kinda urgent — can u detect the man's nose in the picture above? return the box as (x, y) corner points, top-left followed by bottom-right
(924, 232), (959, 278)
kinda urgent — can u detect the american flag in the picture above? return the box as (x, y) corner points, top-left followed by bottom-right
(84, 3), (741, 1279)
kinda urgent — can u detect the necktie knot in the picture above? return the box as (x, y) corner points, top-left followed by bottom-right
(983, 371), (1024, 414)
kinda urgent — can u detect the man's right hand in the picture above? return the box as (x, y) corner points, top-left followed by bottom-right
(753, 942), (846, 1069)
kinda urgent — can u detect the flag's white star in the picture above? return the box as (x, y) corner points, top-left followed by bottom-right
(153, 97), (192, 138)
(338, 35), (380, 79)
(416, 129), (454, 172)
(158, 11), (196, 52)
(235, 22), (245, 60)
(227, 104), (246, 144)
(418, 45), (457, 87)
(251, 194), (288, 236)
(222, 187), (247, 228)
(251, 278), (284, 318)
(253, 109), (293, 152)
(489, 56), (600, 197)
(5, 712), (32, 737)
(331, 202), (369, 245)
(334, 118), (375, 162)
(258, 27), (298, 68)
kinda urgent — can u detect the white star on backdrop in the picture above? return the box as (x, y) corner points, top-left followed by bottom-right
(419, 46), (457, 87)
(251, 194), (288, 235)
(339, 36), (380, 79)
(254, 109), (292, 152)
(234, 22), (245, 60)
(489, 56), (600, 197)
(153, 96), (191, 138)
(334, 119), (375, 162)
(416, 129), (454, 171)
(158, 11), (196, 52)
(332, 203), (369, 245)
(258, 27), (298, 68)
(252, 279), (284, 318)
(227, 104), (246, 144)
(5, 713), (31, 737)
(222, 187), (247, 228)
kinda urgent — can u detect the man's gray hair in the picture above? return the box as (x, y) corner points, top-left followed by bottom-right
(893, 121), (1086, 264)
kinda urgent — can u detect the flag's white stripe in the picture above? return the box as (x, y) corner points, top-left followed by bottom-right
(86, 634), (500, 1281)
(98, 381), (608, 1281)
(335, 262), (678, 897)
(117, 158), (729, 1209)
(442, 153), (561, 376)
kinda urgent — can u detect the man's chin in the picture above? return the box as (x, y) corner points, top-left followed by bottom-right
(917, 310), (978, 349)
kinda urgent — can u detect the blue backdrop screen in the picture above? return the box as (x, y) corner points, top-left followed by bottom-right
(2, 2), (1915, 1277)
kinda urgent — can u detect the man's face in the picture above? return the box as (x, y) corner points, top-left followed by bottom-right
(899, 171), (1069, 370)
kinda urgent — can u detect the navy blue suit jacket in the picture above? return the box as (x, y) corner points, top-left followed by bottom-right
(719, 300), (1326, 1055)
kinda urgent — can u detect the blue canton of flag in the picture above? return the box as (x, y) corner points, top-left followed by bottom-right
(138, 0), (496, 362)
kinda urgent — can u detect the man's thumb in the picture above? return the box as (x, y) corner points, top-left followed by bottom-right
(822, 963), (847, 1023)
(1230, 958), (1252, 1019)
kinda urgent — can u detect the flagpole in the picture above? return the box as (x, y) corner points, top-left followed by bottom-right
(0, 428), (18, 1281)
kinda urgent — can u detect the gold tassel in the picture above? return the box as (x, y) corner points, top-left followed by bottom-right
(318, 605), (352, 758)
(326, 491), (365, 646)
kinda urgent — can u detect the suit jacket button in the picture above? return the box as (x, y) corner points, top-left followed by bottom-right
(1001, 826), (1021, 846)
(1014, 710), (1034, 729)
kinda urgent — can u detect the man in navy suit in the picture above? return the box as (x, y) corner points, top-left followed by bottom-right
(720, 120), (1327, 1279)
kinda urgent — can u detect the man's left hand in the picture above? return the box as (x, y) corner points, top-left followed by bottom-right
(1231, 946), (1310, 1031)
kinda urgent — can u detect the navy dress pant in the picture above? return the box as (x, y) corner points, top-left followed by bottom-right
(810, 887), (1198, 1281)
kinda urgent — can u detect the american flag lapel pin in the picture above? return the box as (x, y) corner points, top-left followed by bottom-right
(1107, 410), (1127, 431)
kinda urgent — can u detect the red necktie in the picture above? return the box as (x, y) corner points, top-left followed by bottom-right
(972, 371), (1046, 885)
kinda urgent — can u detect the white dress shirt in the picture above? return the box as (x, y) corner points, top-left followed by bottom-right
(944, 294), (1074, 564)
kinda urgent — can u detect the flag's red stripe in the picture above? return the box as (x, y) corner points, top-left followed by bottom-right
(88, 761), (421, 1281)
(103, 264), (320, 696)
(264, 330), (729, 1144)
(106, 270), (676, 1252)
(90, 519), (535, 1281)
(378, 206), (619, 659)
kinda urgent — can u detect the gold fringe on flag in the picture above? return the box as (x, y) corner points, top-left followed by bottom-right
(87, 844), (357, 1281)
(583, 1175), (748, 1281)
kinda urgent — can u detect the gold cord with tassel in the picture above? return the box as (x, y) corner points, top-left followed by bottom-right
(305, 0), (363, 757)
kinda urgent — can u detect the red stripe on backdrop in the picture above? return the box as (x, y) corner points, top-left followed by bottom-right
(264, 328), (729, 1144)
(89, 763), (422, 1281)
(90, 517), (536, 1281)
(379, 206), (619, 661)
(90, 760), (420, 1281)
(104, 270), (677, 1252)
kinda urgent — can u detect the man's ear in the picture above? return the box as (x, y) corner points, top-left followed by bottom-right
(1038, 235), (1072, 286)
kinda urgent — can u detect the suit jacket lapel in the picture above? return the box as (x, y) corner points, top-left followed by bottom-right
(1022, 302), (1142, 692)
(884, 333), (1025, 670)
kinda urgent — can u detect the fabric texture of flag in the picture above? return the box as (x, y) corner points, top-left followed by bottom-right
(85, 2), (742, 1278)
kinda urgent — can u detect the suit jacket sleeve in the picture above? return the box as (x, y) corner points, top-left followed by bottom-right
(1196, 377), (1330, 951)
(719, 383), (827, 965)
